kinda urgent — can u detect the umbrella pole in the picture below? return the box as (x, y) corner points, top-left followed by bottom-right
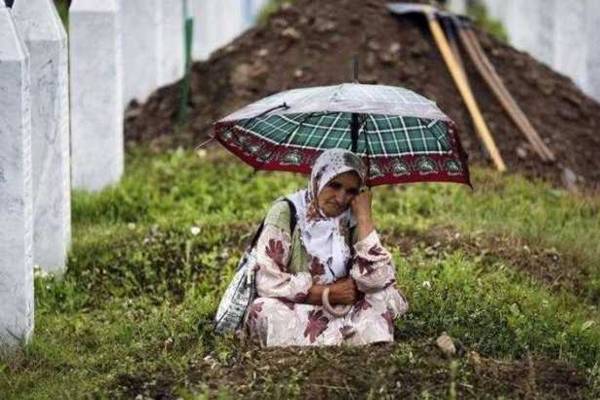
(351, 113), (360, 152)
(351, 56), (360, 152)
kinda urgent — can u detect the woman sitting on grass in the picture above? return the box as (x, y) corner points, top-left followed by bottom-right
(246, 149), (408, 346)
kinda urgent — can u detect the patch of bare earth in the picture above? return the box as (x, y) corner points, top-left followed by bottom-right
(113, 341), (587, 399)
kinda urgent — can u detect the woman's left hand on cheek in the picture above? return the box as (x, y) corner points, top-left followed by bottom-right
(350, 190), (372, 222)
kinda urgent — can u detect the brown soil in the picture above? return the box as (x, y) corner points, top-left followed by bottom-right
(125, 0), (600, 191)
(114, 341), (589, 399)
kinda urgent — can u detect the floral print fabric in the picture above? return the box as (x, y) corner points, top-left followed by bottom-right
(246, 216), (408, 347)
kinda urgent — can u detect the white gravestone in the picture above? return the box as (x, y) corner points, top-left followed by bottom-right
(447, 0), (466, 15)
(217, 0), (245, 48)
(192, 0), (215, 60)
(249, 0), (268, 22)
(586, 0), (600, 101)
(121, 0), (162, 105)
(242, 0), (253, 27)
(533, 0), (556, 67)
(69, 0), (124, 192)
(505, 0), (534, 53)
(0, 6), (34, 347)
(159, 0), (185, 86)
(12, 0), (71, 273)
(481, 0), (502, 20)
(192, 0), (239, 61)
(553, 0), (588, 89)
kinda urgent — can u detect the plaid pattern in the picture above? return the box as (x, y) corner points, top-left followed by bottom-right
(235, 112), (451, 157)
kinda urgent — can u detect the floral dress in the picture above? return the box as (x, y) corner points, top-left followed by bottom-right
(245, 200), (409, 347)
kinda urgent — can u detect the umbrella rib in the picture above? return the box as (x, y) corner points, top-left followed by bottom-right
(387, 115), (403, 156)
(419, 118), (428, 155)
(429, 120), (444, 153)
(425, 119), (451, 153)
(398, 116), (415, 156)
(226, 103), (289, 149)
(357, 115), (369, 155)
(283, 112), (317, 145)
(302, 113), (329, 149)
(333, 112), (350, 149)
(315, 113), (342, 149)
(363, 116), (373, 185)
(369, 115), (395, 157)
(376, 115), (390, 158)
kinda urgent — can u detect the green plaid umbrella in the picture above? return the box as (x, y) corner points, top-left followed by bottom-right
(213, 83), (470, 186)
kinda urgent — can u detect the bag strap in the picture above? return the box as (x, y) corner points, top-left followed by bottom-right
(282, 198), (297, 234)
(248, 198), (297, 249)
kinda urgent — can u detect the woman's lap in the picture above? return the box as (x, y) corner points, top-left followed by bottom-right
(246, 286), (408, 347)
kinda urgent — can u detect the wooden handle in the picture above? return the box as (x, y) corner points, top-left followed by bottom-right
(427, 14), (507, 172)
(461, 28), (555, 162)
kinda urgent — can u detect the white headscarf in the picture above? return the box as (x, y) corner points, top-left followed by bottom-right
(287, 149), (367, 284)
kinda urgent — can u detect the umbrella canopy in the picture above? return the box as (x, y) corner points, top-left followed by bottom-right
(213, 83), (470, 186)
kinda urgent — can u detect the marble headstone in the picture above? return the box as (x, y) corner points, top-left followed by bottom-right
(242, 0), (253, 27)
(447, 0), (466, 15)
(159, 0), (185, 86)
(192, 0), (213, 60)
(0, 6), (34, 347)
(553, 0), (588, 89)
(121, 0), (162, 105)
(533, 0), (556, 67)
(69, 0), (123, 192)
(586, 0), (600, 101)
(217, 0), (245, 49)
(192, 0), (235, 61)
(12, 0), (71, 273)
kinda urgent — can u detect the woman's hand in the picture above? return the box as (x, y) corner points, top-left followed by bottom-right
(329, 277), (358, 305)
(350, 190), (372, 224)
(351, 190), (375, 240)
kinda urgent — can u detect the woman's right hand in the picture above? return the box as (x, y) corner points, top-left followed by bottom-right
(330, 277), (358, 305)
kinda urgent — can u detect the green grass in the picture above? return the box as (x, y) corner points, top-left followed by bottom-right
(257, 0), (295, 25)
(467, 1), (508, 42)
(1, 148), (599, 398)
(53, 0), (68, 28)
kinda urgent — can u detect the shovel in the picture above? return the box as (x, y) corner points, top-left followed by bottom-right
(448, 16), (555, 162)
(387, 3), (506, 172)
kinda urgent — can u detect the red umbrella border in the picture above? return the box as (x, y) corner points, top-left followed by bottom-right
(212, 119), (472, 188)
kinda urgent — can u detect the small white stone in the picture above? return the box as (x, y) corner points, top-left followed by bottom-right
(196, 149), (207, 158)
(436, 333), (456, 357)
(422, 280), (432, 290)
(190, 226), (201, 236)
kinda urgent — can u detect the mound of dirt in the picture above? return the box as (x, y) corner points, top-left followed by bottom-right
(124, 0), (600, 190)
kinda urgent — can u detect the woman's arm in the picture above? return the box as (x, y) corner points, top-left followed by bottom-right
(349, 191), (397, 293)
(254, 223), (313, 302)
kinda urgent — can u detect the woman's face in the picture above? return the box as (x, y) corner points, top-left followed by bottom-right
(317, 171), (362, 217)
